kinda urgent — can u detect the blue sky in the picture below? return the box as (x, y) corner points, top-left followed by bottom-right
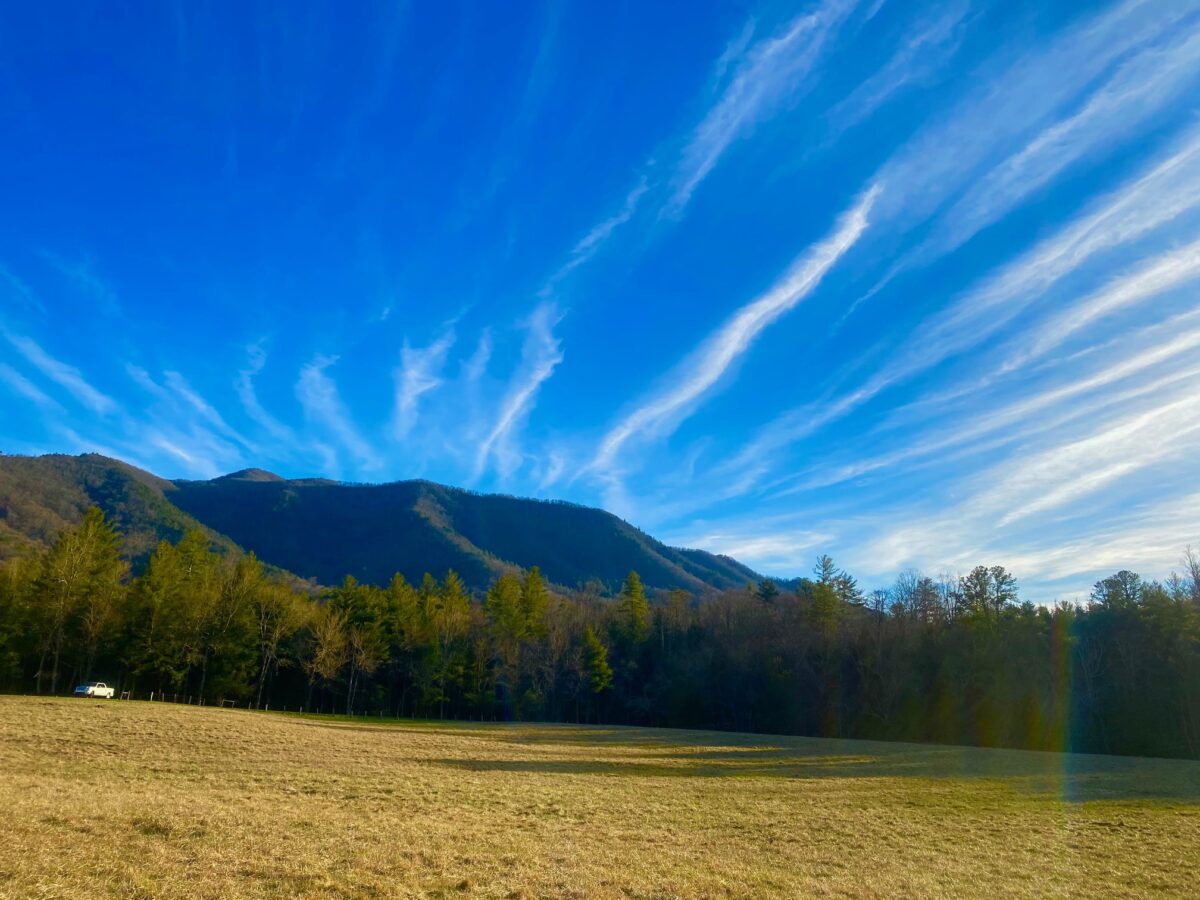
(3, 0), (1200, 600)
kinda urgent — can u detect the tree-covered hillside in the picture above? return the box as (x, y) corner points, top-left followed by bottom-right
(0, 454), (235, 565)
(169, 471), (759, 592)
(0, 454), (760, 593)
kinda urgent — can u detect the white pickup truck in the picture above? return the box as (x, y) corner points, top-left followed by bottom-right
(73, 682), (115, 699)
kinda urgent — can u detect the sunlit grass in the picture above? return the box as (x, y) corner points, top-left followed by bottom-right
(0, 696), (1197, 898)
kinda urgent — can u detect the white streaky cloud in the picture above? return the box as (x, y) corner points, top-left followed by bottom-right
(999, 237), (1200, 372)
(665, 0), (858, 216)
(295, 354), (382, 471)
(906, 130), (1200, 372)
(475, 302), (564, 480)
(571, 180), (648, 258)
(118, 381), (249, 476)
(910, 20), (1200, 266)
(860, 384), (1200, 578)
(0, 362), (63, 412)
(881, 280), (1200, 424)
(174, 422), (247, 473)
(711, 19), (757, 87)
(869, 0), (1195, 230)
(983, 490), (1200, 588)
(681, 530), (832, 575)
(876, 250), (1200, 432)
(661, 505), (842, 572)
(147, 433), (222, 479)
(125, 364), (171, 402)
(540, 178), (649, 296)
(392, 329), (455, 439)
(163, 370), (258, 453)
(235, 343), (295, 445)
(462, 330), (493, 383)
(862, 0), (887, 23)
(786, 393), (1148, 503)
(592, 184), (880, 475)
(784, 314), (1200, 493)
(861, 498), (1200, 600)
(983, 390), (1200, 528)
(845, 113), (1200, 328)
(835, 0), (1200, 313)
(311, 442), (340, 481)
(825, 2), (968, 136)
(1, 331), (117, 415)
(538, 452), (566, 491)
(55, 427), (149, 471)
(727, 124), (1200, 487)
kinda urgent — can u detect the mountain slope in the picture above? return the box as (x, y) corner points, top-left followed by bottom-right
(0, 453), (237, 563)
(0, 453), (761, 592)
(169, 471), (760, 592)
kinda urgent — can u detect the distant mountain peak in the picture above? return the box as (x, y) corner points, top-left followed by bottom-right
(214, 468), (285, 483)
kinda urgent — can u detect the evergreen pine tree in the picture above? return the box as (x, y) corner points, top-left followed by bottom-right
(583, 625), (613, 694)
(617, 570), (650, 644)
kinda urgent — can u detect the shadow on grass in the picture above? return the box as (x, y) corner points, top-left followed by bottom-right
(288, 713), (1200, 804)
(422, 747), (1200, 804)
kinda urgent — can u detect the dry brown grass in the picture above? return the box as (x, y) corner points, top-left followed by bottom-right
(0, 696), (1197, 898)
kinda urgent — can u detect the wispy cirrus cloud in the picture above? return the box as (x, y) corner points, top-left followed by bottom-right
(997, 237), (1200, 374)
(772, 303), (1200, 502)
(833, 0), (1200, 322)
(901, 129), (1200, 378)
(54, 426), (152, 472)
(692, 373), (1200, 598)
(163, 370), (257, 454)
(865, 383), (1200, 574)
(908, 18), (1200, 269)
(296, 354), (381, 474)
(880, 0), (1194, 220)
(0, 362), (63, 413)
(118, 364), (254, 477)
(664, 0), (859, 216)
(979, 489), (1200, 588)
(392, 329), (456, 439)
(475, 302), (564, 480)
(672, 526), (833, 575)
(461, 330), (493, 383)
(539, 177), (649, 297)
(727, 123), (1200, 487)
(591, 183), (880, 477)
(1, 331), (117, 415)
(126, 363), (171, 402)
(236, 343), (295, 445)
(824, 1), (969, 137)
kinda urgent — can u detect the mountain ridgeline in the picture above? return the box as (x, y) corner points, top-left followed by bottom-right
(0, 454), (759, 593)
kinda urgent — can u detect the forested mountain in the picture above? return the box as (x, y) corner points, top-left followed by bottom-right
(0, 454), (237, 563)
(0, 454), (759, 592)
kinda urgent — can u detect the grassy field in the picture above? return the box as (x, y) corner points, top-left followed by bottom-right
(0, 698), (1197, 898)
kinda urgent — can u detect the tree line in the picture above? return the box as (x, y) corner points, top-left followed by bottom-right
(1, 509), (1198, 759)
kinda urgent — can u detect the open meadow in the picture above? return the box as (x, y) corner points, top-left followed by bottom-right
(0, 696), (1197, 898)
